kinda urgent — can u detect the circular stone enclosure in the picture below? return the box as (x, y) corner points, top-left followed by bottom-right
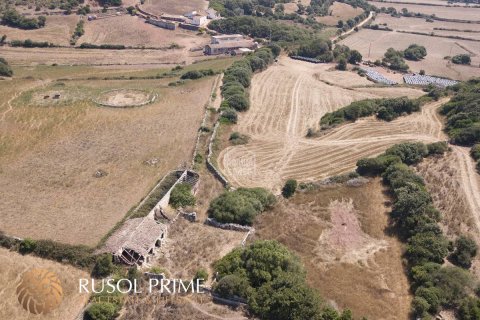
(94, 89), (157, 108)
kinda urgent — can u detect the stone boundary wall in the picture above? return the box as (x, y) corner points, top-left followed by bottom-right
(207, 122), (230, 188)
(205, 218), (254, 232)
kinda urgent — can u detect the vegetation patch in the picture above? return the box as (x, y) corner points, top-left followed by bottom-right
(1, 8), (46, 29)
(208, 188), (276, 225)
(0, 56), (12, 77)
(213, 240), (356, 320)
(355, 142), (479, 319)
(169, 183), (196, 209)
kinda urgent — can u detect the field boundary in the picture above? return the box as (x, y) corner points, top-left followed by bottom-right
(92, 89), (158, 108)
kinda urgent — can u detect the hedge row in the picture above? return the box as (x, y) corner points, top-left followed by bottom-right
(320, 96), (422, 129)
(356, 142), (478, 319)
(220, 45), (280, 122)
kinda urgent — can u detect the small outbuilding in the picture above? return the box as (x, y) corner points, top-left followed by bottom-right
(204, 40), (257, 55)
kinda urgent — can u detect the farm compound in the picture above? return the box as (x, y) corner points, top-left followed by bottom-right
(204, 35), (257, 55)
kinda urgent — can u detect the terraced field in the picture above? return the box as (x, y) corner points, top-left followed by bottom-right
(218, 57), (444, 192)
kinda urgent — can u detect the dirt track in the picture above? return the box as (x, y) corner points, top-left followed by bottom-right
(218, 57), (442, 192)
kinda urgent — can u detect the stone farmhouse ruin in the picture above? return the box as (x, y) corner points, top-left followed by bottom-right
(100, 170), (200, 266)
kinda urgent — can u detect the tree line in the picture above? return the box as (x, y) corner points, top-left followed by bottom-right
(1, 8), (46, 29)
(355, 142), (479, 319)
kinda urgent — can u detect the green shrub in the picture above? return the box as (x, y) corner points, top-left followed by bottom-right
(452, 54), (471, 65)
(0, 58), (13, 77)
(385, 142), (428, 165)
(1, 9), (46, 29)
(221, 108), (238, 124)
(194, 268), (208, 282)
(404, 44), (427, 61)
(208, 188), (275, 225)
(471, 144), (480, 160)
(19, 238), (37, 254)
(92, 254), (114, 278)
(169, 183), (195, 208)
(450, 235), (478, 269)
(281, 179), (297, 198)
(427, 142), (448, 155)
(85, 302), (117, 320)
(356, 154), (401, 176)
(213, 274), (253, 298)
(458, 297), (480, 320)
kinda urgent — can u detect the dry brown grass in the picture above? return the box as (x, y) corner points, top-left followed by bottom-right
(316, 1), (364, 26)
(0, 63), (230, 246)
(80, 15), (209, 50)
(0, 15), (79, 46)
(0, 248), (89, 320)
(340, 28), (480, 80)
(254, 179), (411, 319)
(370, 2), (480, 21)
(156, 218), (246, 281)
(217, 56), (443, 192)
(375, 14), (480, 40)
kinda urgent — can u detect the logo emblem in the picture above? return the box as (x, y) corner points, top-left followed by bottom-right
(16, 268), (63, 314)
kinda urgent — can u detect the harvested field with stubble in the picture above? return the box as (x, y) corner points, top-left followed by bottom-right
(340, 28), (480, 80)
(254, 179), (411, 320)
(218, 57), (445, 192)
(0, 62), (232, 246)
(0, 248), (89, 320)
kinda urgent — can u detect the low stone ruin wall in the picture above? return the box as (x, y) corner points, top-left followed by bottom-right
(205, 218), (254, 232)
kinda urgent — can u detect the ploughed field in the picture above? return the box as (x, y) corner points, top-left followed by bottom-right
(218, 57), (443, 192)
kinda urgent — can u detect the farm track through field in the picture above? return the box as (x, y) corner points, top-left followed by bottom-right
(218, 57), (444, 191)
(452, 146), (480, 234)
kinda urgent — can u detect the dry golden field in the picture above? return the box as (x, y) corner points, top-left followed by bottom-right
(217, 57), (443, 192)
(340, 28), (480, 80)
(0, 248), (89, 320)
(80, 15), (209, 49)
(0, 15), (79, 46)
(140, 0), (208, 16)
(0, 59), (233, 246)
(370, 1), (480, 21)
(254, 179), (411, 320)
(316, 1), (364, 25)
(375, 14), (480, 40)
(369, 0), (458, 5)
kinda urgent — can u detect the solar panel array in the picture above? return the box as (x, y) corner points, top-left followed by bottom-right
(403, 74), (458, 88)
(290, 56), (322, 64)
(360, 68), (398, 85)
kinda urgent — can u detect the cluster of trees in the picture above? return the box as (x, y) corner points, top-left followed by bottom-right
(380, 44), (426, 71)
(10, 39), (56, 48)
(320, 96), (421, 129)
(291, 42), (361, 69)
(355, 142), (478, 318)
(208, 187), (276, 225)
(220, 46), (279, 122)
(471, 144), (480, 173)
(208, 16), (315, 45)
(180, 69), (215, 80)
(1, 9), (46, 29)
(452, 54), (472, 65)
(213, 240), (356, 320)
(79, 43), (126, 49)
(439, 79), (480, 148)
(169, 183), (196, 208)
(210, 0), (295, 17)
(99, 0), (122, 7)
(336, 11), (369, 33)
(333, 44), (362, 70)
(71, 20), (85, 45)
(0, 57), (13, 77)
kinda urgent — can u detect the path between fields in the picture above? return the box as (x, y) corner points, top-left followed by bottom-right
(332, 11), (374, 42)
(452, 146), (480, 234)
(0, 80), (49, 123)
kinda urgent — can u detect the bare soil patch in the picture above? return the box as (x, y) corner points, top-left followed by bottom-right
(254, 179), (411, 319)
(340, 28), (480, 80)
(95, 89), (155, 107)
(218, 57), (439, 192)
(0, 248), (89, 320)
